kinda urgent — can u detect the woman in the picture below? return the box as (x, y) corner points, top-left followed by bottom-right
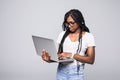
(42, 9), (95, 80)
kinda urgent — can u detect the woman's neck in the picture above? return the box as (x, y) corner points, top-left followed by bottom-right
(70, 28), (81, 34)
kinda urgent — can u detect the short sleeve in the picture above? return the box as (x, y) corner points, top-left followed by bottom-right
(56, 31), (65, 44)
(87, 33), (96, 47)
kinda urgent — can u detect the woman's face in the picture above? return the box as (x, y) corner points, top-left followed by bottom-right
(66, 16), (80, 33)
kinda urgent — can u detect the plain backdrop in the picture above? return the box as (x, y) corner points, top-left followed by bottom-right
(0, 0), (120, 80)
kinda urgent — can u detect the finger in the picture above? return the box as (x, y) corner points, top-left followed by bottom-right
(42, 49), (48, 56)
(60, 53), (64, 57)
(45, 50), (49, 56)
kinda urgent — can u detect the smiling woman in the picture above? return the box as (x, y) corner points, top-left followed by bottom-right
(41, 9), (96, 80)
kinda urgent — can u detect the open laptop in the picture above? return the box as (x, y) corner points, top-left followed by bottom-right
(32, 35), (74, 63)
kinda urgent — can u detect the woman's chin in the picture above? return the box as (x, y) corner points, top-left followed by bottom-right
(70, 30), (75, 33)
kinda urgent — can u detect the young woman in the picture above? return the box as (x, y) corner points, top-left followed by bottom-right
(41, 9), (95, 80)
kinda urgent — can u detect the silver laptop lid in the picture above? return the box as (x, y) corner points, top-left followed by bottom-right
(32, 35), (58, 61)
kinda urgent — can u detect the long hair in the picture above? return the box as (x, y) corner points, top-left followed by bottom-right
(58, 9), (90, 54)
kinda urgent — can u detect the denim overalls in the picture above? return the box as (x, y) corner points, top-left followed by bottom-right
(57, 63), (84, 80)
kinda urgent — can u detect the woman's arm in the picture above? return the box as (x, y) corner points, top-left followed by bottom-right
(58, 46), (95, 64)
(74, 46), (95, 64)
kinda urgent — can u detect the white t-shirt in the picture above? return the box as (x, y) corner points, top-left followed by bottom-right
(57, 31), (96, 65)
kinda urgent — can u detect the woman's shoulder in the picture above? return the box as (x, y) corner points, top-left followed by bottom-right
(59, 31), (66, 34)
(57, 31), (66, 44)
(58, 31), (66, 37)
(84, 32), (96, 46)
(83, 32), (95, 40)
(85, 32), (94, 37)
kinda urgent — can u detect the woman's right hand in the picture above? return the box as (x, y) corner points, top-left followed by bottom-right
(41, 49), (51, 63)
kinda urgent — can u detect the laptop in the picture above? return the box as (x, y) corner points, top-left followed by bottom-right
(32, 35), (74, 63)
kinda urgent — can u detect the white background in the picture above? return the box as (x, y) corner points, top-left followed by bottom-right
(0, 0), (120, 80)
